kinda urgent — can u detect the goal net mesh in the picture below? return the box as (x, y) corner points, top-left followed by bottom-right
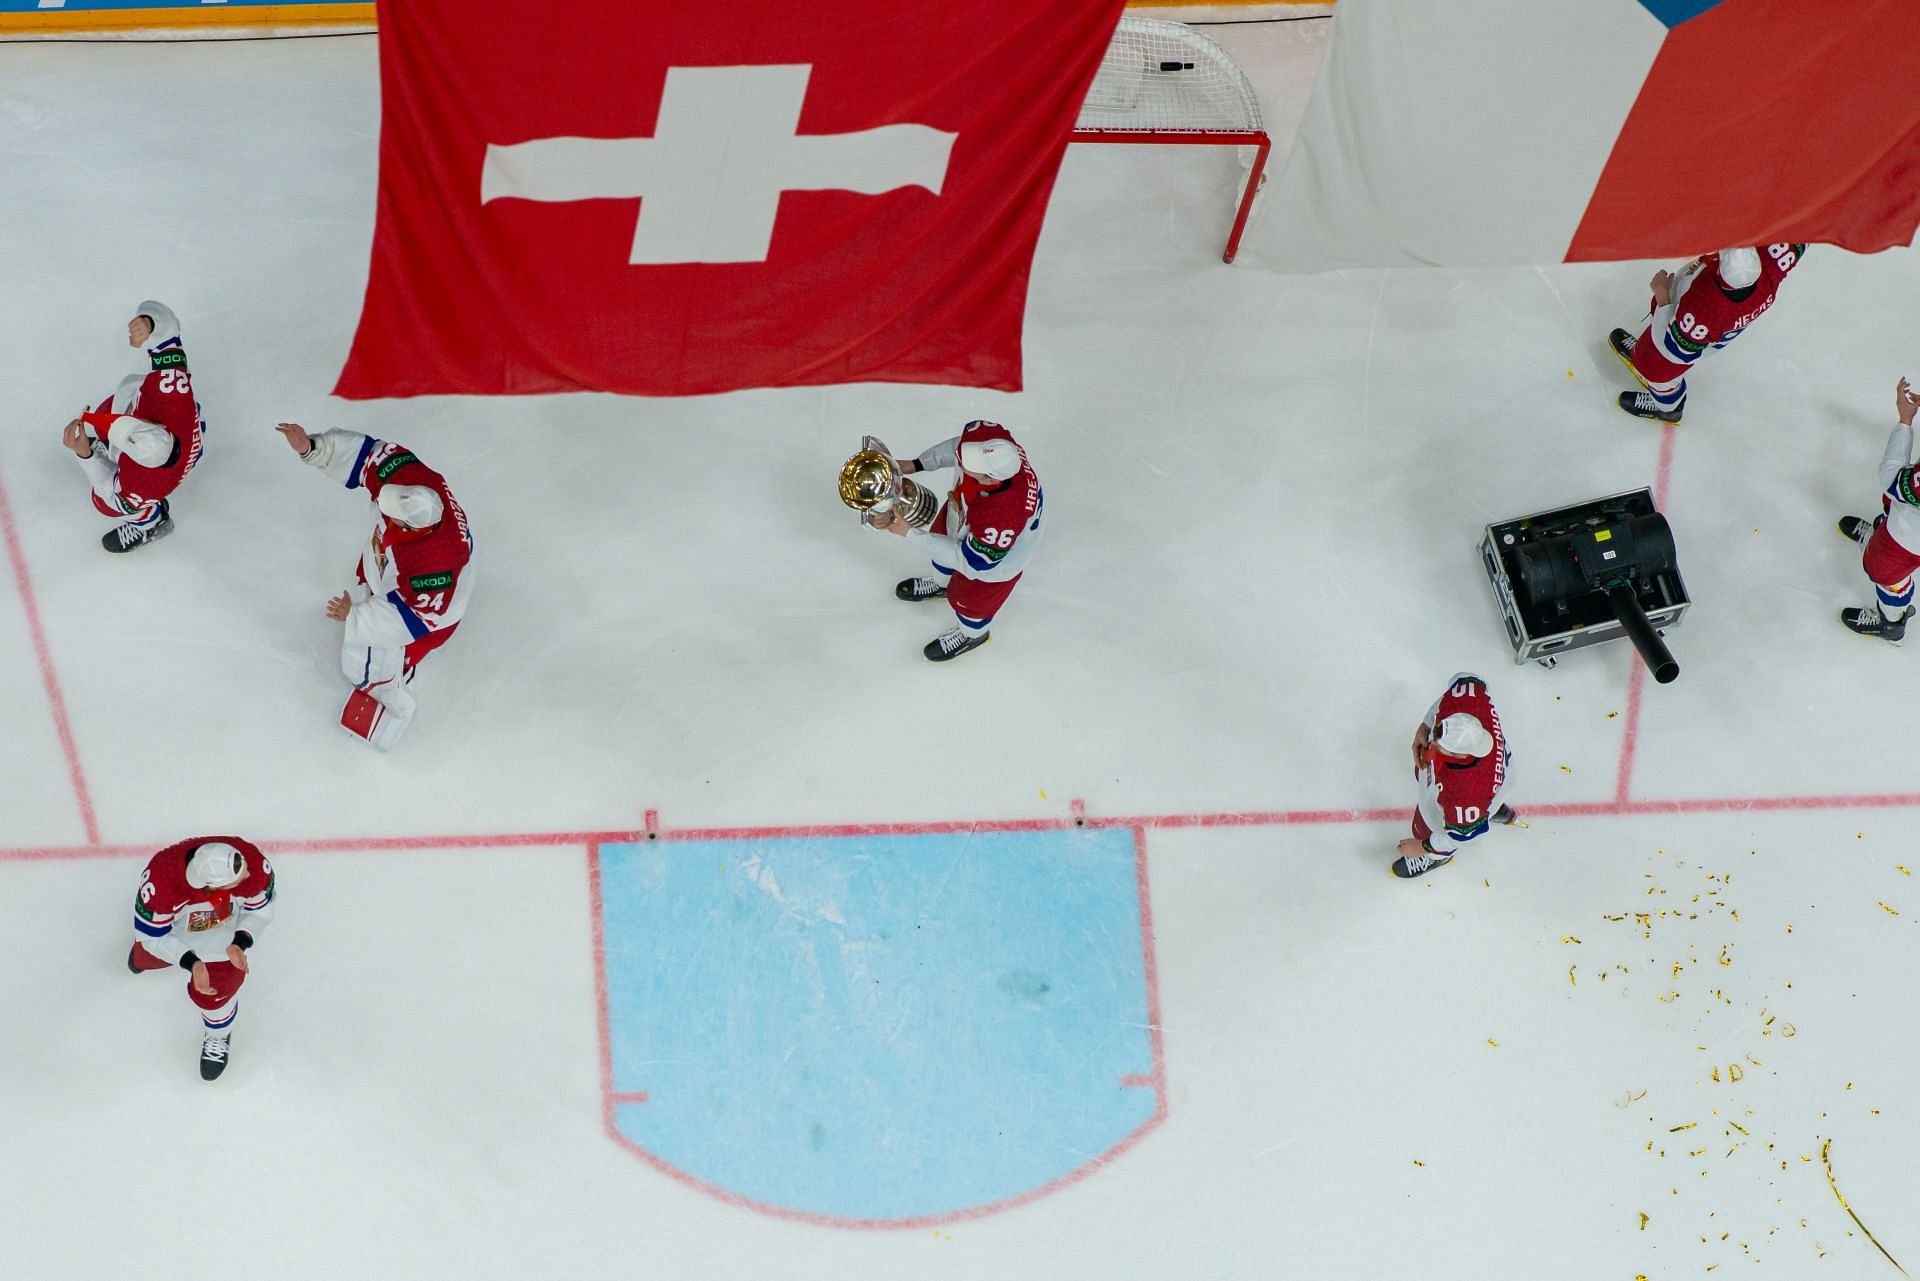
(1075, 17), (1265, 135)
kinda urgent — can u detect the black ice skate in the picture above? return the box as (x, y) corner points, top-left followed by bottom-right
(925, 626), (990, 662)
(1837, 515), (1878, 545)
(896, 577), (947, 602)
(102, 499), (172, 553)
(1618, 391), (1684, 424)
(1607, 327), (1638, 371)
(199, 1030), (233, 1081)
(1492, 804), (1519, 826)
(1391, 847), (1454, 879)
(1841, 604), (1907, 644)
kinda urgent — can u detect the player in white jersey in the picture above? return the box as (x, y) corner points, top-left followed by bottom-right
(1836, 377), (1920, 642)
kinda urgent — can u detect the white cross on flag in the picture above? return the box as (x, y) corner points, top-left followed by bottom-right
(336, 0), (1125, 398)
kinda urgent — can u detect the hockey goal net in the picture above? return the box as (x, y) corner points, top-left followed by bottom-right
(1073, 17), (1271, 264)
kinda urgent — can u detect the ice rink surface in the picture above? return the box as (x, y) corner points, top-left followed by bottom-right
(3, 16), (1918, 1280)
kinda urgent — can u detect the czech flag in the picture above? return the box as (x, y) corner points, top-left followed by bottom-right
(1255, 0), (1920, 270)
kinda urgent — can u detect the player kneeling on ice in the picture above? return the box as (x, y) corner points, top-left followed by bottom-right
(128, 837), (275, 1081)
(873, 421), (1042, 662)
(277, 422), (474, 749)
(1606, 245), (1802, 424)
(1394, 674), (1516, 880)
(1835, 377), (1920, 644)
(60, 301), (206, 552)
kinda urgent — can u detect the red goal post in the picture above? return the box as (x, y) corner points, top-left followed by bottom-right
(1071, 17), (1272, 264)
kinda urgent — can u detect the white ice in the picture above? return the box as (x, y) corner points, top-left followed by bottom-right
(2, 17), (1917, 1280)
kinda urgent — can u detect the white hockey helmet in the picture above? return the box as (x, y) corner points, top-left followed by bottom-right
(377, 483), (444, 529)
(958, 436), (1022, 481)
(132, 300), (182, 350)
(1435, 713), (1495, 760)
(1714, 248), (1763, 290)
(185, 841), (248, 890)
(106, 416), (175, 469)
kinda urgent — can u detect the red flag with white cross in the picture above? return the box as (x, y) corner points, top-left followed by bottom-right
(334, 0), (1125, 398)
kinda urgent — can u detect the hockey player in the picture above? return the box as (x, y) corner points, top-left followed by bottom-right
(128, 836), (275, 1081)
(276, 422), (474, 749)
(1835, 377), (1920, 643)
(874, 420), (1042, 661)
(1393, 673), (1516, 879)
(60, 301), (206, 551)
(1607, 244), (1804, 423)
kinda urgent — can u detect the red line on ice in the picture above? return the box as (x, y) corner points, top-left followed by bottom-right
(1131, 827), (1169, 1117)
(1613, 421), (1679, 807)
(586, 842), (621, 1140)
(13, 786), (1920, 865)
(0, 460), (99, 845)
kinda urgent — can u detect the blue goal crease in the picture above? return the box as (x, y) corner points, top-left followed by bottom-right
(596, 827), (1160, 1221)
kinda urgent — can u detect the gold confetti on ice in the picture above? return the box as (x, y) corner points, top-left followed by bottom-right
(1412, 1159), (1425, 1167)
(1561, 935), (1582, 944)
(1669, 1122), (1698, 1132)
(1879, 902), (1901, 917)
(1638, 1212), (1649, 1230)
(1822, 1138), (1910, 1277)
(1897, 865), (1912, 877)
(1487, 1038), (1500, 1048)
(1559, 764), (1572, 773)
(1568, 965), (1577, 986)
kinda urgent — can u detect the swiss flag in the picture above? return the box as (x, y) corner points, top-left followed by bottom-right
(336, 0), (1125, 399)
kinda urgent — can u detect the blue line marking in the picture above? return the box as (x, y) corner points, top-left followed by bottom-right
(598, 827), (1157, 1221)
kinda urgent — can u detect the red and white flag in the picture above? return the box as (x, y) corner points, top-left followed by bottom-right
(335, 0), (1124, 398)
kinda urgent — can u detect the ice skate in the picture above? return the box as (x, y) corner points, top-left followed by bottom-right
(1391, 847), (1454, 879)
(1837, 515), (1877, 545)
(199, 1030), (233, 1081)
(1607, 327), (1642, 379)
(896, 577), (947, 602)
(102, 499), (172, 553)
(1617, 391), (1684, 424)
(1492, 803), (1519, 826)
(1841, 603), (1907, 644)
(924, 625), (989, 662)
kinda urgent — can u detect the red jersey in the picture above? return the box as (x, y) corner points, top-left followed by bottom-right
(84, 346), (206, 508)
(1417, 675), (1511, 853)
(1658, 244), (1804, 365)
(132, 837), (275, 966)
(346, 437), (475, 638)
(946, 420), (1042, 583)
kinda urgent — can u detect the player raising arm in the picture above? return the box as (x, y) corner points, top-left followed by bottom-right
(1836, 377), (1920, 643)
(278, 422), (475, 749)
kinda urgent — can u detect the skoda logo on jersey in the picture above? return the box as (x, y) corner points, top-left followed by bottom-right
(592, 826), (1165, 1224)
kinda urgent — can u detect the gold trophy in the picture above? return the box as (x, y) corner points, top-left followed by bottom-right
(838, 435), (939, 529)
